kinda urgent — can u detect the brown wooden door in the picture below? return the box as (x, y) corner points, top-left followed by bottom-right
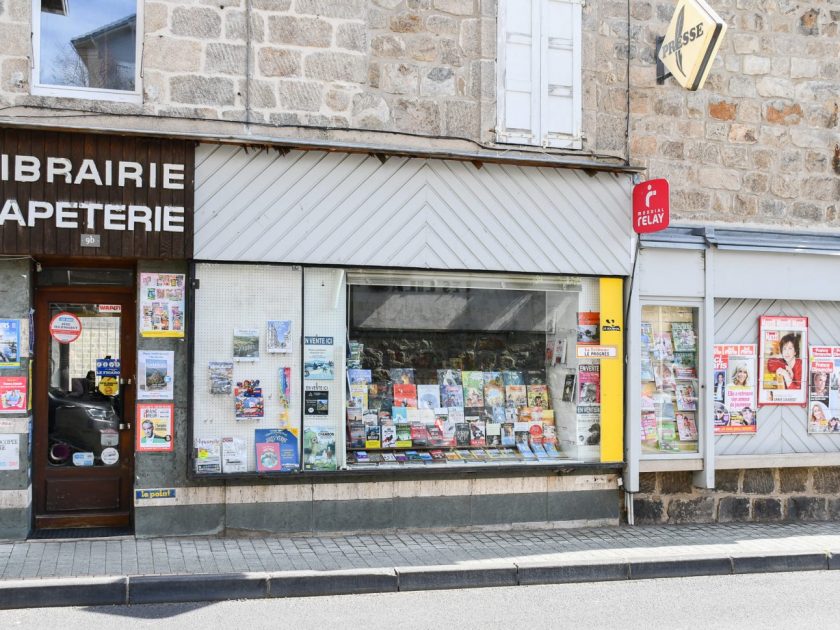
(33, 287), (135, 530)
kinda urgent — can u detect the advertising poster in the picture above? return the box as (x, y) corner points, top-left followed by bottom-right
(233, 329), (260, 361)
(136, 403), (174, 452)
(713, 344), (757, 434)
(234, 379), (264, 419)
(303, 336), (334, 380)
(254, 429), (299, 472)
(194, 438), (221, 474)
(576, 312), (600, 346)
(808, 346), (840, 433)
(139, 273), (185, 338)
(137, 350), (174, 400)
(266, 320), (292, 353)
(0, 377), (26, 413)
(0, 320), (20, 368)
(0, 434), (19, 470)
(209, 362), (233, 395)
(758, 316), (808, 406)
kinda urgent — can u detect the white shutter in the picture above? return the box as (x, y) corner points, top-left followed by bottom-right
(541, 0), (581, 147)
(497, 0), (540, 145)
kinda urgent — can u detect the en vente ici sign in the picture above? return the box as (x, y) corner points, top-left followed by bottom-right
(0, 153), (186, 233)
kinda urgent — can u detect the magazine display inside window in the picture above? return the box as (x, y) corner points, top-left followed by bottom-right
(343, 272), (602, 467)
(192, 264), (303, 475)
(640, 305), (700, 454)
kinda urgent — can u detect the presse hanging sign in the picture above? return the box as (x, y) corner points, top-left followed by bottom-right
(657, 0), (727, 91)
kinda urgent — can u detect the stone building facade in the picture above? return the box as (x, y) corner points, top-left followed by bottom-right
(0, 0), (630, 162)
(628, 0), (840, 229)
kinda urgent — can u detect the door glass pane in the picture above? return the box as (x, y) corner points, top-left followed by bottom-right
(641, 305), (700, 454)
(48, 303), (122, 467)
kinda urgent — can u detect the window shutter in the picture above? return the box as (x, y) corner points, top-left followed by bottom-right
(497, 0), (540, 145)
(541, 0), (581, 147)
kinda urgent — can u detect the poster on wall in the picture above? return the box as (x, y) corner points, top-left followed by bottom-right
(808, 346), (840, 433)
(209, 362), (233, 394)
(576, 312), (600, 346)
(233, 329), (260, 361)
(234, 379), (264, 419)
(0, 377), (26, 413)
(266, 320), (293, 353)
(713, 344), (757, 434)
(0, 434), (19, 470)
(303, 336), (334, 380)
(136, 403), (174, 452)
(137, 351), (174, 400)
(139, 273), (185, 338)
(0, 320), (20, 368)
(758, 316), (807, 406)
(279, 367), (291, 424)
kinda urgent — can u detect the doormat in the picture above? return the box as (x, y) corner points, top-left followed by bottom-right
(29, 527), (133, 540)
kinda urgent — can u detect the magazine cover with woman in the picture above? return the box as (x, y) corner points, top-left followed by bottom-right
(758, 316), (807, 406)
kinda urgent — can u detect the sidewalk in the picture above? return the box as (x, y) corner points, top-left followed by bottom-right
(2, 521), (840, 608)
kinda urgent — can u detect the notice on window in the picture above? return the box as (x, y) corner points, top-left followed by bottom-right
(139, 273), (185, 338)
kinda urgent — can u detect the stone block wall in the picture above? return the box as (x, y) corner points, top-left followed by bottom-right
(0, 0), (628, 160)
(629, 0), (840, 229)
(633, 467), (840, 524)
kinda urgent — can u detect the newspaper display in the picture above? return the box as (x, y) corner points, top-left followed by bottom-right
(713, 344), (757, 434)
(758, 316), (808, 406)
(808, 346), (840, 433)
(139, 273), (185, 338)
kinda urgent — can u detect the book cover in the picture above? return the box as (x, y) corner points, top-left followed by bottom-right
(348, 422), (365, 448)
(676, 412), (699, 441)
(266, 320), (292, 354)
(485, 448), (501, 459)
(516, 440), (537, 459)
(532, 442), (550, 460)
(348, 383), (368, 410)
(368, 381), (392, 410)
(430, 449), (446, 462)
(389, 368), (415, 384)
(381, 424), (397, 448)
(303, 426), (337, 471)
(417, 384), (441, 410)
(447, 407), (465, 424)
(381, 452), (397, 463)
(255, 442), (281, 472)
(427, 425), (444, 446)
(368, 452), (384, 463)
(254, 429), (299, 472)
(394, 452), (408, 462)
(506, 385), (527, 408)
(501, 422), (515, 446)
(676, 380), (698, 411)
(362, 410), (379, 426)
(440, 384), (464, 408)
(406, 450), (423, 462)
(393, 384), (418, 408)
(641, 354), (656, 382)
(347, 368), (372, 385)
(671, 322), (697, 352)
(471, 448), (487, 461)
(527, 383), (549, 409)
(456, 448), (474, 461)
(503, 371), (525, 386)
(378, 410), (392, 424)
(355, 451), (370, 463)
(445, 450), (462, 461)
(672, 352), (697, 379)
(543, 442), (561, 458)
(395, 423), (412, 447)
(304, 389), (329, 415)
(209, 362), (233, 395)
(641, 410), (658, 441)
(347, 406), (363, 422)
(462, 371), (485, 407)
(365, 425), (381, 449)
(418, 451), (433, 462)
(483, 372), (505, 407)
(469, 419), (486, 446)
(455, 422), (471, 447)
(437, 369), (462, 387)
(485, 422), (502, 446)
(392, 406), (408, 422)
(410, 422), (429, 446)
(641, 322), (653, 352)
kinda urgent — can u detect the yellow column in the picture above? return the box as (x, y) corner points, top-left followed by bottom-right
(599, 277), (624, 462)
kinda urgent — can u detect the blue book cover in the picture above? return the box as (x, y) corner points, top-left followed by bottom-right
(254, 429), (299, 472)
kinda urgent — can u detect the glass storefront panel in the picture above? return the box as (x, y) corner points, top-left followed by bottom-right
(640, 304), (700, 454)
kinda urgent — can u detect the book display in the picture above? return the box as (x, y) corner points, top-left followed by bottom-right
(640, 306), (700, 454)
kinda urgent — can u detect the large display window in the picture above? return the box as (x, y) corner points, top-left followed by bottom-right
(190, 264), (618, 475)
(640, 304), (700, 454)
(343, 271), (605, 467)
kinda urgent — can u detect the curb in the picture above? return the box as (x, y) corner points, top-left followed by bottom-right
(0, 551), (835, 609)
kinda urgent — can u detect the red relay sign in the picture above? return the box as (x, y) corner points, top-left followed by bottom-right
(632, 178), (670, 234)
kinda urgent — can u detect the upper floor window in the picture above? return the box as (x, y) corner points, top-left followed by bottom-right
(496, 0), (582, 149)
(32, 0), (142, 103)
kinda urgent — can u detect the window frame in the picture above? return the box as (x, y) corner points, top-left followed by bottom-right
(30, 0), (144, 104)
(496, 0), (583, 150)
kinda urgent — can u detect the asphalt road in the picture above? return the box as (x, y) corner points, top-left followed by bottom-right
(3, 571), (834, 629)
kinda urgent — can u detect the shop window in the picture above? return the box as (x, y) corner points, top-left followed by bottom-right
(640, 305), (700, 454)
(496, 0), (582, 148)
(344, 271), (603, 467)
(33, 0), (142, 103)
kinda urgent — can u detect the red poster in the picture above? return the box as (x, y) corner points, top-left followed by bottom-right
(0, 377), (26, 413)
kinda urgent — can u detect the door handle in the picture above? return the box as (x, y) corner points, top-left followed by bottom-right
(119, 378), (133, 385)
(119, 423), (132, 430)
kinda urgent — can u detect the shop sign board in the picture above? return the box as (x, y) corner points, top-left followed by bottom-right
(658, 0), (728, 91)
(632, 179), (670, 234)
(0, 128), (194, 259)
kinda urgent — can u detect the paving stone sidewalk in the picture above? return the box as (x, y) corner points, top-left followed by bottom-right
(3, 521), (840, 580)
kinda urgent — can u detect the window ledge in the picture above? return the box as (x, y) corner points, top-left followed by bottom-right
(31, 84), (142, 105)
(639, 457), (704, 472)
